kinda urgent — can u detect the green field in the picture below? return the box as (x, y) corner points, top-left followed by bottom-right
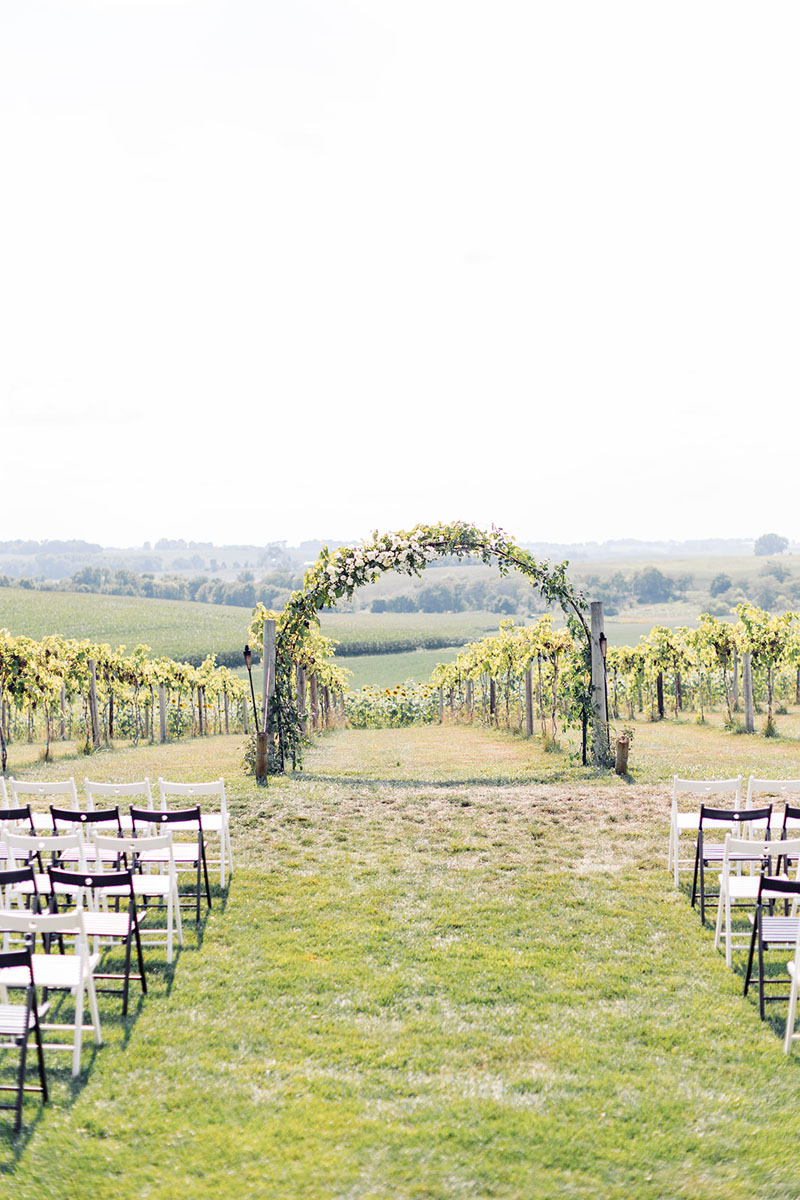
(343, 646), (463, 690)
(5, 721), (800, 1196)
(0, 587), (251, 664)
(318, 610), (501, 653)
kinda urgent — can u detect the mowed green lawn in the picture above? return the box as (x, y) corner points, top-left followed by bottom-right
(3, 725), (800, 1198)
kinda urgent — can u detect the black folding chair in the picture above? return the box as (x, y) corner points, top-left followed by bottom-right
(0, 946), (48, 1133)
(775, 804), (800, 877)
(744, 873), (800, 1019)
(48, 867), (147, 1016)
(130, 805), (211, 921)
(50, 805), (124, 868)
(691, 804), (773, 925)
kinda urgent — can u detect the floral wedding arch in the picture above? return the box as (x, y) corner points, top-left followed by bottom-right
(254, 521), (591, 771)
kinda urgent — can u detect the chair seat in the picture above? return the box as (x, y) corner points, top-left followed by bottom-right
(81, 911), (139, 939)
(0, 1000), (50, 1035)
(703, 846), (765, 862)
(130, 876), (173, 899)
(718, 874), (789, 899)
(757, 916), (800, 945)
(98, 876), (172, 900)
(0, 952), (100, 990)
(9, 876), (83, 897)
(139, 847), (202, 865)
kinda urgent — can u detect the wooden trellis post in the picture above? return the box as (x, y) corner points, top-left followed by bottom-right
(296, 666), (307, 734)
(309, 674), (319, 730)
(524, 667), (534, 737)
(159, 685), (167, 743)
(262, 619), (276, 733)
(88, 659), (101, 750)
(743, 651), (755, 733)
(590, 602), (609, 765)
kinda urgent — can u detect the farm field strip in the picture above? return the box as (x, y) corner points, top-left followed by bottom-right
(0, 587), (251, 662)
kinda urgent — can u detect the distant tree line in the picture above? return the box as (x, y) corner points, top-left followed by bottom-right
(3, 552), (800, 617)
(0, 566), (305, 610)
(580, 568), (693, 613)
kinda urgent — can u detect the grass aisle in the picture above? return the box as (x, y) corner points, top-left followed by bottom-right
(3, 728), (800, 1198)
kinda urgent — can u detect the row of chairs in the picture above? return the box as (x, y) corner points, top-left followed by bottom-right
(672, 775), (800, 1054)
(669, 775), (800, 887)
(0, 775), (233, 886)
(0, 820), (196, 1131)
(0, 773), (233, 1130)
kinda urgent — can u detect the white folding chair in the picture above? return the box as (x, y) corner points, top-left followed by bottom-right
(3, 832), (88, 899)
(83, 779), (154, 831)
(0, 907), (102, 1077)
(669, 776), (741, 887)
(7, 778), (81, 830)
(92, 833), (183, 963)
(0, 777), (8, 806)
(746, 777), (800, 832)
(157, 778), (232, 886)
(785, 925), (800, 1054)
(713, 835), (800, 966)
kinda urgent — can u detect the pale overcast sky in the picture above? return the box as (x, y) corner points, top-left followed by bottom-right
(1, 1), (797, 548)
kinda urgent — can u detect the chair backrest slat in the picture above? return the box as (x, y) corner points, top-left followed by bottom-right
(699, 804), (772, 827)
(8, 777), (80, 810)
(4, 830), (86, 872)
(673, 776), (741, 801)
(83, 778), (153, 811)
(0, 805), (36, 833)
(51, 805), (123, 836)
(130, 805), (203, 830)
(746, 777), (800, 806)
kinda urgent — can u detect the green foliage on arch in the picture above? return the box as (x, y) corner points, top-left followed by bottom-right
(251, 521), (589, 772)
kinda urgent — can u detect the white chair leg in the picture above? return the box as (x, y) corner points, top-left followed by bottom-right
(725, 888), (733, 968)
(672, 827), (680, 888)
(72, 977), (84, 1077)
(785, 972), (798, 1054)
(714, 888), (724, 951)
(174, 884), (184, 946)
(87, 973), (102, 1045)
(166, 892), (173, 964)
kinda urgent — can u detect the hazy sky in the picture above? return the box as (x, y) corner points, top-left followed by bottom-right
(1, 1), (797, 548)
